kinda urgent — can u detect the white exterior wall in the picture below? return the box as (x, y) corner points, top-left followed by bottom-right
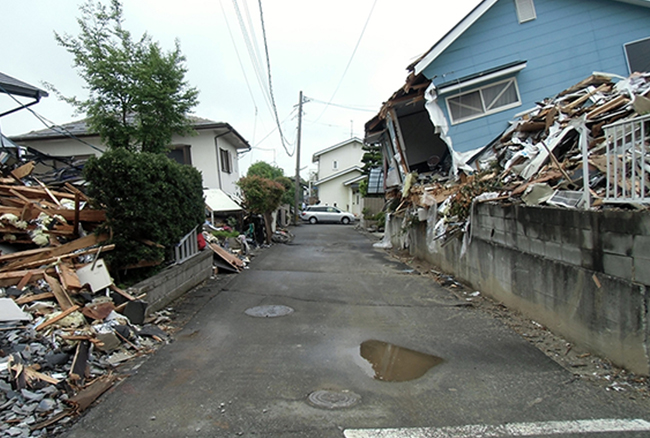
(316, 140), (364, 180)
(316, 170), (362, 214)
(16, 129), (244, 196)
(20, 136), (106, 158)
(215, 136), (241, 196)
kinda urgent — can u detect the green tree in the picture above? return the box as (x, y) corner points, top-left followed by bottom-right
(247, 161), (294, 207)
(237, 175), (285, 243)
(51, 0), (199, 153)
(361, 142), (382, 173)
(84, 148), (204, 278)
(247, 161), (284, 180)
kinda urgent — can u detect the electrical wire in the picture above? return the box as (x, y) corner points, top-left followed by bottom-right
(257, 0), (293, 157)
(312, 0), (378, 123)
(219, 1), (259, 115)
(305, 96), (377, 113)
(231, 0), (273, 112)
(0, 82), (104, 153)
(219, 0), (260, 145)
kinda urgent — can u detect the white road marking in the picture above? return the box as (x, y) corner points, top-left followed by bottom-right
(343, 418), (650, 438)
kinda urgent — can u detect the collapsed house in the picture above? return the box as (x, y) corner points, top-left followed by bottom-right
(366, 69), (650, 376)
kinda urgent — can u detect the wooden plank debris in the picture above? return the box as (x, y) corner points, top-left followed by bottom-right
(35, 305), (81, 331)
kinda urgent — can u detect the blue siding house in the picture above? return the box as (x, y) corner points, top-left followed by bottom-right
(413, 0), (650, 157)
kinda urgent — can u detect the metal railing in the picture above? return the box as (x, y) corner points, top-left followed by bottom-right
(174, 226), (199, 264)
(602, 113), (650, 204)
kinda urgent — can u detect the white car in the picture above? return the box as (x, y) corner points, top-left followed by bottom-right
(300, 206), (355, 224)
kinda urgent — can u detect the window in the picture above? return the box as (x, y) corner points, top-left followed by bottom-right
(219, 148), (232, 173)
(515, 0), (536, 23)
(332, 160), (338, 170)
(446, 78), (521, 124)
(167, 145), (191, 165)
(625, 37), (650, 74)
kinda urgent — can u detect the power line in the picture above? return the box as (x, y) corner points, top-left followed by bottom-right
(0, 83), (104, 153)
(257, 0), (293, 157)
(305, 96), (377, 113)
(219, 1), (258, 113)
(312, 0), (378, 123)
(231, 0), (272, 113)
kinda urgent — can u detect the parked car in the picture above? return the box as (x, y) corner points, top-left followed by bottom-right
(300, 206), (355, 224)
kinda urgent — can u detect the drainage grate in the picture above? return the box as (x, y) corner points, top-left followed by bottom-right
(307, 390), (361, 409)
(244, 305), (294, 318)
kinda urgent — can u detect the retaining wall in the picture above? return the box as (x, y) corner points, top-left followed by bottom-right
(387, 204), (650, 375)
(129, 249), (213, 316)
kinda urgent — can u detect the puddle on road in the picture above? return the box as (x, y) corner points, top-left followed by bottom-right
(359, 340), (443, 382)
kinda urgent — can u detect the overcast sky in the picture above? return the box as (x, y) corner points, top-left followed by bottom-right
(2, 0), (481, 178)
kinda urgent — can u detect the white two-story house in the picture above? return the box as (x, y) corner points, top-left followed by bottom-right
(312, 137), (365, 216)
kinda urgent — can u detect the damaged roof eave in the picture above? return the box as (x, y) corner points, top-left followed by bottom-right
(364, 73), (431, 140)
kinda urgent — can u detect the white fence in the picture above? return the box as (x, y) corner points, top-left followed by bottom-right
(602, 113), (650, 204)
(174, 226), (199, 264)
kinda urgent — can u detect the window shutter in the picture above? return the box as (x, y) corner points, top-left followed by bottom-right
(515, 0), (536, 23)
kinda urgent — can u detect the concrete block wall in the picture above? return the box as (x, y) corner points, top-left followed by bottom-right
(387, 204), (650, 375)
(129, 249), (213, 315)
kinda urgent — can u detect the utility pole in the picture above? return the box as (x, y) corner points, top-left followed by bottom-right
(294, 91), (303, 225)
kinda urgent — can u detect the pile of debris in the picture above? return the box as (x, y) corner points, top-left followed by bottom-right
(393, 72), (650, 243)
(0, 157), (266, 436)
(0, 163), (176, 437)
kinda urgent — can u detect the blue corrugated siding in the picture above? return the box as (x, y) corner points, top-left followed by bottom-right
(422, 0), (650, 153)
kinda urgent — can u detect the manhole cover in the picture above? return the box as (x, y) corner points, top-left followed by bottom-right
(307, 390), (361, 409)
(244, 305), (294, 318)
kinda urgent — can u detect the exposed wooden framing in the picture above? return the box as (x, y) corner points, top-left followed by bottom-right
(1, 233), (109, 272)
(44, 273), (74, 311)
(14, 292), (55, 305)
(64, 182), (90, 202)
(386, 109), (410, 176)
(586, 95), (630, 120)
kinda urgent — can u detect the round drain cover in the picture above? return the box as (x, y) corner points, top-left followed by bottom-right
(244, 305), (294, 318)
(308, 390), (361, 409)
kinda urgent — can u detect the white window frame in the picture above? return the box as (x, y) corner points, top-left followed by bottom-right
(515, 0), (536, 23)
(446, 77), (522, 125)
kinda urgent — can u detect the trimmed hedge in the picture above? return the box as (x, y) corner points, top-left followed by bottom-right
(84, 148), (204, 271)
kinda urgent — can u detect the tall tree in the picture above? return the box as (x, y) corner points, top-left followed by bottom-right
(247, 161), (294, 206)
(51, 0), (199, 153)
(237, 175), (285, 244)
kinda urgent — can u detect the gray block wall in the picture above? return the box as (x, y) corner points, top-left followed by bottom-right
(387, 204), (650, 375)
(129, 249), (213, 315)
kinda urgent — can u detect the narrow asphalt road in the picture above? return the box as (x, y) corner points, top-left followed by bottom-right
(62, 225), (650, 437)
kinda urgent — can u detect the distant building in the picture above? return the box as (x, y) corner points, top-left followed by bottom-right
(312, 137), (364, 216)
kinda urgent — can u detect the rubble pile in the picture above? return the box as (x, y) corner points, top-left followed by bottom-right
(0, 162), (177, 438)
(395, 72), (650, 243)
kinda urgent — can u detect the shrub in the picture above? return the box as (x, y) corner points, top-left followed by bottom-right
(84, 148), (204, 273)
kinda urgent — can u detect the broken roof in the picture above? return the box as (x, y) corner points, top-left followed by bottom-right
(411, 0), (650, 76)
